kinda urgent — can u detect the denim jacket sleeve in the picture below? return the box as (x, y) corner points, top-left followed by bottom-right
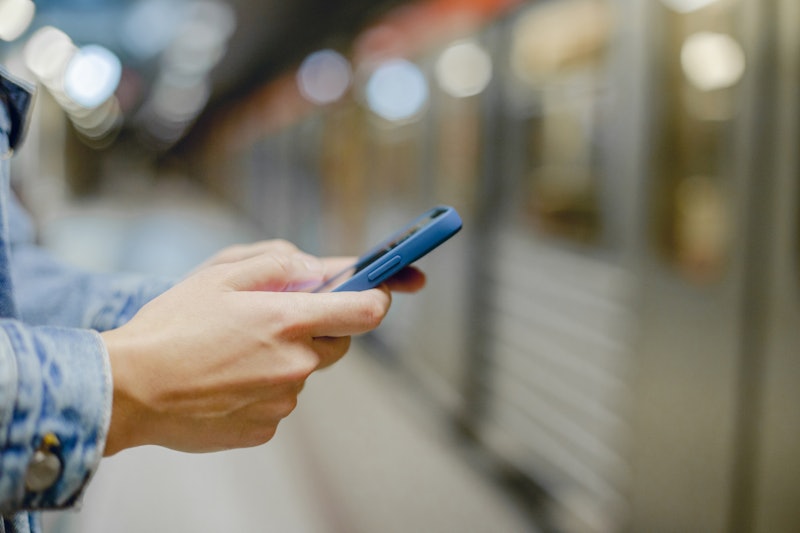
(0, 194), (177, 523)
(1, 197), (174, 514)
(0, 66), (172, 524)
(0, 321), (111, 514)
(8, 195), (175, 331)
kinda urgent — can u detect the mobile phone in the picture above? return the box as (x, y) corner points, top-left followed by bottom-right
(315, 205), (462, 292)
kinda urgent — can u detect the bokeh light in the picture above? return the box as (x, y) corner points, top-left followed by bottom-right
(365, 58), (428, 122)
(435, 40), (492, 98)
(23, 26), (76, 86)
(121, 0), (184, 61)
(660, 0), (721, 14)
(297, 49), (352, 105)
(0, 0), (35, 42)
(64, 45), (122, 109)
(681, 32), (746, 91)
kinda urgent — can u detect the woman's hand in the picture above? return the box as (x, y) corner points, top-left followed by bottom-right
(102, 242), (400, 455)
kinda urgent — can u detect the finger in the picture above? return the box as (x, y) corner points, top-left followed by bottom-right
(312, 335), (352, 369)
(217, 240), (302, 264)
(275, 287), (392, 338)
(193, 240), (304, 275)
(320, 256), (356, 280)
(219, 252), (324, 292)
(384, 266), (426, 293)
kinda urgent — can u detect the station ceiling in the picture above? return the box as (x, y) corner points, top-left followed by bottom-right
(29, 0), (408, 110)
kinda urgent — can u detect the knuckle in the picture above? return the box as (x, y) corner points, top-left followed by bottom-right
(269, 239), (298, 254)
(337, 336), (352, 354)
(270, 348), (319, 383)
(291, 353), (320, 380)
(267, 254), (293, 274)
(276, 396), (299, 418)
(242, 425), (277, 448)
(224, 244), (250, 259)
(317, 337), (351, 369)
(362, 296), (389, 328)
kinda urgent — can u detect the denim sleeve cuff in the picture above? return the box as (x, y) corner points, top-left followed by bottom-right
(86, 274), (175, 332)
(0, 322), (111, 513)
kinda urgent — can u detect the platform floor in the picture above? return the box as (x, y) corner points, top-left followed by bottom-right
(46, 346), (534, 533)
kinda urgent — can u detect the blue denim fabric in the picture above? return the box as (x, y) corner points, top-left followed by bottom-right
(0, 69), (173, 533)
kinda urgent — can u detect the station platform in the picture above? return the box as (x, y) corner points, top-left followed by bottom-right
(32, 176), (536, 533)
(47, 345), (534, 533)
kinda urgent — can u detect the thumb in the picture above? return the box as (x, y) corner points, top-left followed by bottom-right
(220, 252), (325, 292)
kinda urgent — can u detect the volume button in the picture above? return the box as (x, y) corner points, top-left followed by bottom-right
(368, 256), (402, 281)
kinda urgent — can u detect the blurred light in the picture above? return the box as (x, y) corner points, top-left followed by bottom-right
(64, 45), (122, 109)
(187, 0), (236, 41)
(660, 0), (720, 14)
(0, 0), (35, 42)
(138, 76), (211, 148)
(149, 0), (236, 90)
(510, 0), (612, 84)
(297, 49), (352, 105)
(681, 32), (746, 91)
(71, 97), (123, 145)
(365, 59), (428, 122)
(163, 41), (226, 79)
(435, 40), (492, 98)
(675, 175), (728, 280)
(23, 26), (76, 85)
(121, 0), (184, 60)
(151, 78), (210, 122)
(164, 0), (235, 75)
(132, 0), (236, 149)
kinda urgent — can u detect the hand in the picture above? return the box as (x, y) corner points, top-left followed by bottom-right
(102, 244), (393, 455)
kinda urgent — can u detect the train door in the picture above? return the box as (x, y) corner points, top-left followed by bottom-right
(628, 0), (799, 531)
(460, 1), (647, 531)
(458, 0), (799, 531)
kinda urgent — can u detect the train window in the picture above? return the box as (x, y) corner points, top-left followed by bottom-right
(318, 103), (370, 254)
(651, 0), (742, 284)
(507, 0), (613, 246)
(430, 93), (482, 214)
(429, 39), (489, 215)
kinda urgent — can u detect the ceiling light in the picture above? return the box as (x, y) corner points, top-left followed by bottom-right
(297, 49), (352, 105)
(0, 0), (35, 42)
(64, 45), (122, 109)
(435, 40), (492, 98)
(681, 32), (746, 91)
(365, 59), (428, 122)
(660, 0), (721, 14)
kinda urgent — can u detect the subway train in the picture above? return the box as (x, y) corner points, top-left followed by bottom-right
(1, 0), (798, 532)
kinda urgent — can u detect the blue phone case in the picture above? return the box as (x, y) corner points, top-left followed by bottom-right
(316, 205), (462, 292)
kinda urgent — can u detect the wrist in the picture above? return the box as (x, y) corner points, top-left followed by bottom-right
(101, 329), (149, 456)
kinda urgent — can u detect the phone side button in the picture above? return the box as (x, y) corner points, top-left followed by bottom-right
(368, 255), (402, 281)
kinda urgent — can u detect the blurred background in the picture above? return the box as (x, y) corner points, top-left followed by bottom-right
(1, 0), (799, 531)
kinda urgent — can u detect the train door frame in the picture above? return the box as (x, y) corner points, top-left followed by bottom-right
(742, 0), (800, 530)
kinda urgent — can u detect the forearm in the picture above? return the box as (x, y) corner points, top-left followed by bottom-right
(11, 243), (174, 330)
(0, 320), (111, 513)
(8, 192), (174, 331)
